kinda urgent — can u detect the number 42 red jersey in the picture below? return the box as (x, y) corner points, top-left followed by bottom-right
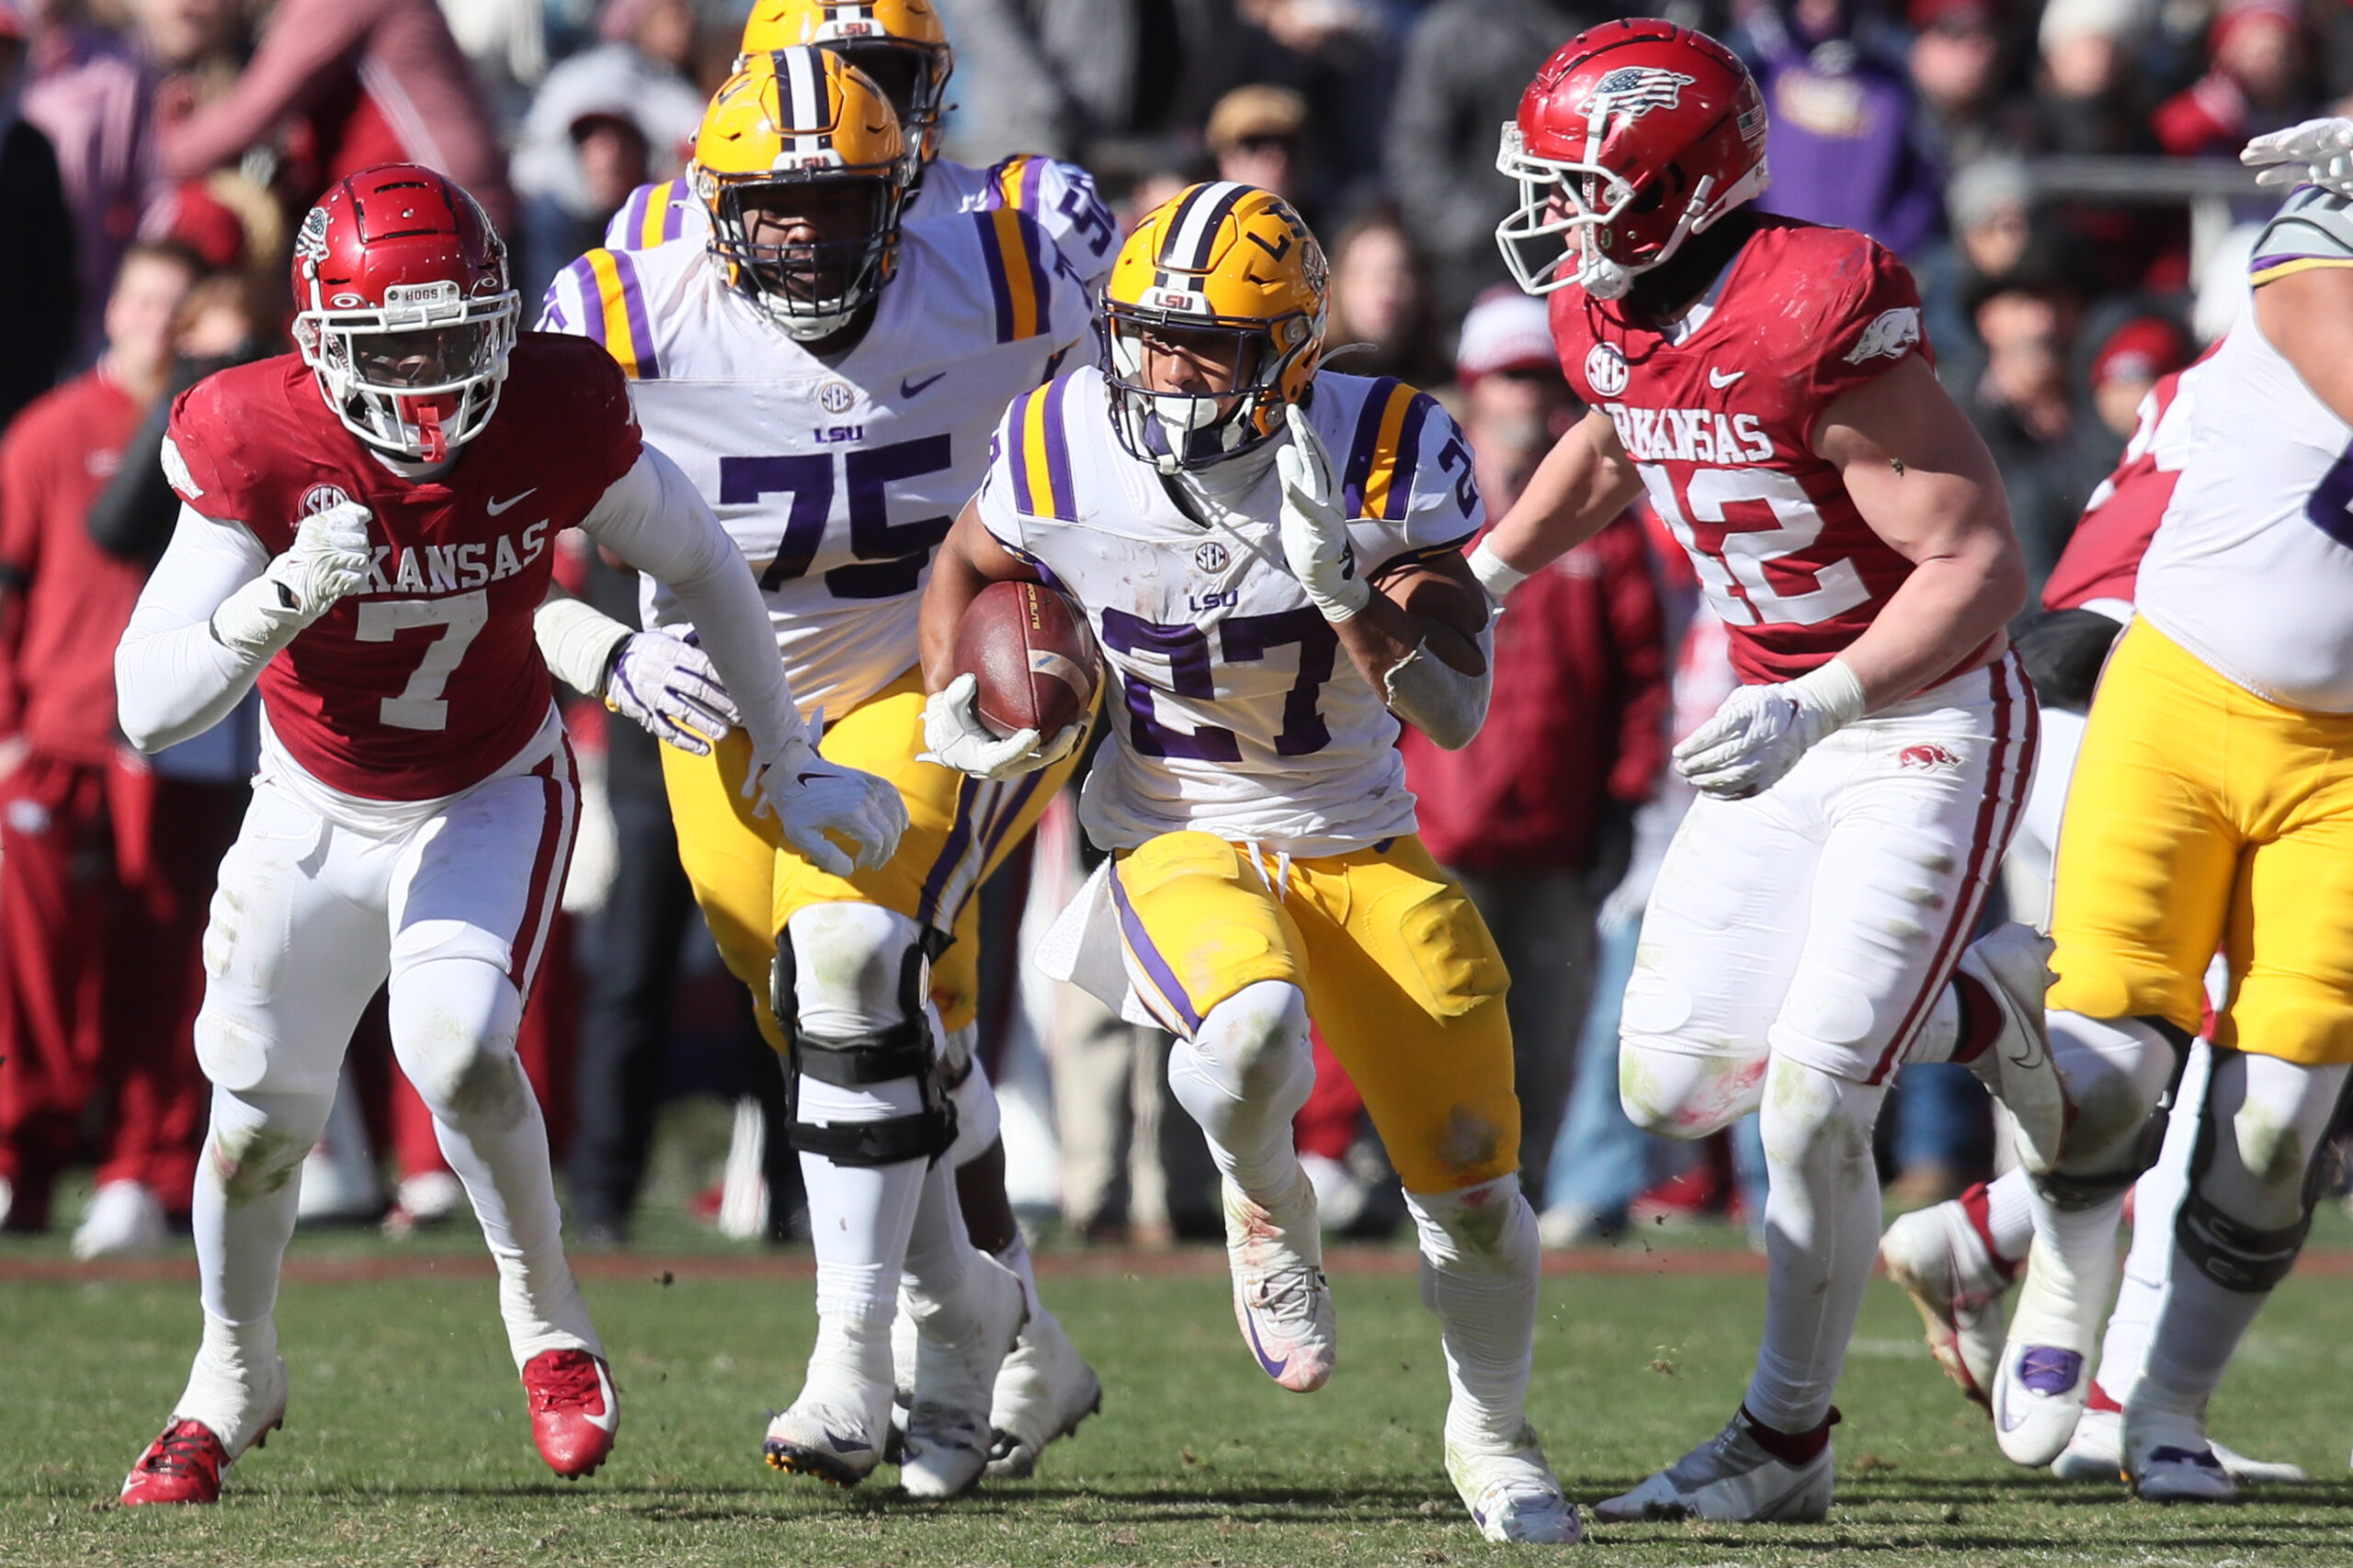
(1551, 215), (1939, 685)
(163, 335), (643, 801)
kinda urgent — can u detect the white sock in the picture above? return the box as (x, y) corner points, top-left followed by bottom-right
(796, 1075), (928, 1322)
(801, 1310), (895, 1414)
(1984, 1167), (2036, 1265)
(1406, 1176), (1540, 1453)
(2139, 1250), (2268, 1403)
(2095, 1045), (2212, 1393)
(1165, 980), (1313, 1200)
(392, 957), (597, 1366)
(175, 1311), (284, 1451)
(1745, 1057), (1884, 1434)
(994, 1227), (1063, 1333)
(193, 1085), (332, 1326)
(901, 1154), (973, 1304)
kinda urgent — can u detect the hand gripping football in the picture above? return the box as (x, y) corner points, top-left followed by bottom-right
(951, 580), (1101, 744)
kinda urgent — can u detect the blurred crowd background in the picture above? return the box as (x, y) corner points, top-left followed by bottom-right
(0, 0), (2310, 1257)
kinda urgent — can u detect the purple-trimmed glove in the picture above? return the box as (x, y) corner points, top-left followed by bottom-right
(605, 631), (742, 755)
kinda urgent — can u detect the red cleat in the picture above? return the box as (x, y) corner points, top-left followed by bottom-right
(524, 1349), (619, 1479)
(120, 1415), (275, 1506)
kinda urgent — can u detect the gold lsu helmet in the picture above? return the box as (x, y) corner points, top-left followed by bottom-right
(740, 0), (954, 164)
(1102, 182), (1327, 472)
(690, 45), (914, 339)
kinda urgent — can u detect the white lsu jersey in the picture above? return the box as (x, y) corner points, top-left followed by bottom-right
(975, 366), (1484, 857)
(2139, 186), (2353, 712)
(540, 206), (1091, 720)
(601, 152), (1120, 292)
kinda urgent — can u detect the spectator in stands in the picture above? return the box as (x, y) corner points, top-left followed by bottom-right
(2154, 0), (2318, 163)
(1917, 154), (2031, 382)
(511, 0), (699, 299)
(1206, 83), (1312, 222)
(1907, 0), (2032, 173)
(2031, 0), (2155, 157)
(1231, 0), (1398, 213)
(0, 0), (75, 432)
(1744, 0), (1946, 256)
(933, 0), (1240, 165)
(1324, 204), (1446, 389)
(2082, 308), (2191, 439)
(23, 0), (157, 369)
(1401, 290), (1669, 1210)
(1384, 0), (1589, 329)
(0, 238), (204, 1246)
(156, 0), (513, 227)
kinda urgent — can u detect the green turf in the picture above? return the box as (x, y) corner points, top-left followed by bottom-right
(5, 1236), (2350, 1566)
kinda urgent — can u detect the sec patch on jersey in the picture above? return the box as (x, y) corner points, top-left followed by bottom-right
(954, 579), (1100, 742)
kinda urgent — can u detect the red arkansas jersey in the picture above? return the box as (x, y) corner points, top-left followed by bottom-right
(1552, 216), (1941, 685)
(163, 335), (642, 801)
(2040, 360), (2204, 614)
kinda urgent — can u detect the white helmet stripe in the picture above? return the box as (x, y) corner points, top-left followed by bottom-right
(781, 46), (826, 157)
(1165, 180), (1251, 274)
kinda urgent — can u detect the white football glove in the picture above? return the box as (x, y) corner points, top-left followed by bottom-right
(1277, 403), (1371, 622)
(211, 500), (373, 657)
(605, 632), (741, 756)
(1673, 660), (1867, 799)
(919, 672), (1080, 781)
(746, 731), (908, 879)
(2243, 117), (2353, 196)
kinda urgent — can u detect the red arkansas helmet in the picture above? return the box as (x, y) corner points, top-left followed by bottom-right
(1495, 21), (1770, 301)
(290, 165), (519, 462)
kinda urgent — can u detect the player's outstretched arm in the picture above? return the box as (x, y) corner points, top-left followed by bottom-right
(578, 445), (905, 874)
(115, 500), (370, 752)
(1813, 352), (2028, 710)
(916, 502), (1072, 781)
(1469, 405), (1645, 597)
(2254, 264), (2353, 426)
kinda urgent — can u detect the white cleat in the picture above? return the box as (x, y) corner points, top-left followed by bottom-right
(900, 1251), (1027, 1497)
(74, 1180), (169, 1260)
(1956, 926), (2065, 1175)
(2125, 1400), (2237, 1503)
(1595, 1409), (1835, 1524)
(765, 1320), (895, 1487)
(1448, 1427), (1584, 1543)
(1879, 1199), (2014, 1412)
(984, 1310), (1103, 1479)
(1222, 1173), (1336, 1393)
(2051, 1405), (2125, 1481)
(1993, 1236), (2117, 1469)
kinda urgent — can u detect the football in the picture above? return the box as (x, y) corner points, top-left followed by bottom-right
(952, 579), (1102, 743)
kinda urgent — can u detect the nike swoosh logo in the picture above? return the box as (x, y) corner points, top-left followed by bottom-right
(487, 489), (537, 516)
(1708, 369), (1744, 389)
(1241, 1306), (1290, 1381)
(900, 371), (946, 398)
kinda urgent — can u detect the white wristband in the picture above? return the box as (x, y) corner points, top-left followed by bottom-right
(1468, 540), (1529, 599)
(1790, 657), (1868, 727)
(534, 597), (633, 698)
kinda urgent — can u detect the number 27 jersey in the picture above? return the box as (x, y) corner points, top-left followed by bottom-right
(1552, 215), (1943, 686)
(975, 367), (1483, 857)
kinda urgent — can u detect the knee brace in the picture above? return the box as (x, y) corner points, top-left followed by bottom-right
(2173, 1051), (2344, 1293)
(2033, 1014), (2188, 1211)
(772, 909), (958, 1168)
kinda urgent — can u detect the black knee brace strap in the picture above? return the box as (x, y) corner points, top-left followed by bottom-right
(772, 926), (959, 1167)
(2175, 1048), (2326, 1294)
(2032, 1017), (2192, 1212)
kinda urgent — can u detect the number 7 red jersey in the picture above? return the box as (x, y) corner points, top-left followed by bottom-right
(1550, 215), (1954, 685)
(162, 335), (643, 801)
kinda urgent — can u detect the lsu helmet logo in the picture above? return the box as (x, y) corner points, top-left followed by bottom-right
(1589, 67), (1697, 119)
(1844, 306), (1923, 366)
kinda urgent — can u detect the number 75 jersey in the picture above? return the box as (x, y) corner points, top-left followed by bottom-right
(1552, 214), (1950, 687)
(540, 209), (1091, 720)
(975, 366), (1483, 858)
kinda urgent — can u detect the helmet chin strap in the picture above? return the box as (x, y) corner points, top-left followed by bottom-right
(1578, 254), (1635, 301)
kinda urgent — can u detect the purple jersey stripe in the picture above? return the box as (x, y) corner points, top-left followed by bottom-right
(1006, 390), (1039, 513)
(659, 185), (686, 243)
(1020, 214), (1053, 338)
(915, 776), (981, 929)
(611, 248), (660, 380)
(567, 256), (607, 345)
(977, 211), (1017, 343)
(1340, 376), (1401, 518)
(1108, 863), (1202, 1034)
(1041, 376), (1077, 520)
(1384, 392), (1435, 520)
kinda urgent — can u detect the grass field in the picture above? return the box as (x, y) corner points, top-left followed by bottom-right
(6, 1218), (2352, 1567)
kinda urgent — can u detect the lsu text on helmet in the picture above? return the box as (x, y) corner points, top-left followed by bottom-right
(1495, 20), (1770, 301)
(290, 164), (518, 463)
(1102, 181), (1327, 474)
(739, 1), (954, 165)
(692, 45), (914, 340)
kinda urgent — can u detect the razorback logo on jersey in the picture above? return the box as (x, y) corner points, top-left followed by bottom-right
(359, 522), (551, 597)
(1899, 742), (1961, 770)
(1603, 402), (1775, 465)
(1843, 306), (1922, 366)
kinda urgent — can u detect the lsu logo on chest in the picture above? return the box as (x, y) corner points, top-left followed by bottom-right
(1603, 403), (1777, 465)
